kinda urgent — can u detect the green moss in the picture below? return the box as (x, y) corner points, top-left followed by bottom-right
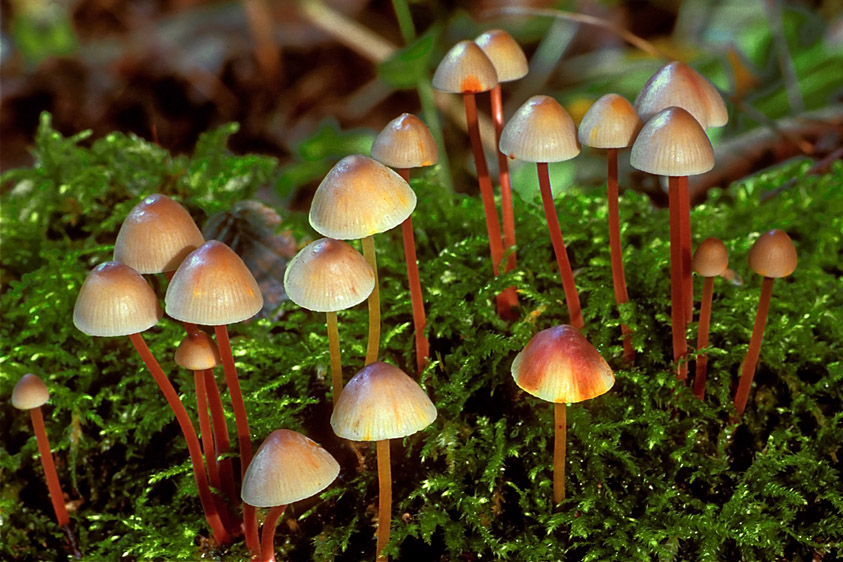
(1, 114), (841, 561)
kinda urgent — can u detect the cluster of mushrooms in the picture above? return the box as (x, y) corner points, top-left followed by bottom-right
(11, 29), (799, 562)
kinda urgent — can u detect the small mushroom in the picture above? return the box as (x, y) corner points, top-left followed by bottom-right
(691, 238), (729, 399)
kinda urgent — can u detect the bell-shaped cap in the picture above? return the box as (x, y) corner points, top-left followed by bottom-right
(370, 114), (439, 169)
(175, 331), (221, 371)
(284, 238), (375, 313)
(309, 155), (416, 240)
(241, 429), (340, 508)
(693, 237), (729, 277)
(432, 40), (498, 94)
(748, 229), (797, 278)
(512, 325), (614, 404)
(74, 262), (163, 337)
(577, 94), (643, 149)
(630, 107), (714, 177)
(12, 374), (50, 410)
(165, 241), (263, 325)
(331, 362), (437, 442)
(474, 29), (528, 83)
(635, 61), (728, 129)
(500, 95), (580, 163)
(114, 194), (205, 274)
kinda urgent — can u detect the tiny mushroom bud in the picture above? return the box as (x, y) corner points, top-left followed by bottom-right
(692, 237), (729, 399)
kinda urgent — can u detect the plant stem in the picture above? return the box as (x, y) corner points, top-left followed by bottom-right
(327, 311), (343, 406)
(734, 276), (774, 416)
(536, 162), (583, 329)
(205, 369), (237, 508)
(417, 77), (454, 193)
(553, 402), (566, 505)
(362, 235), (381, 365)
(668, 177), (688, 380)
(607, 149), (634, 362)
(194, 370), (220, 492)
(128, 332), (230, 545)
(694, 276), (715, 400)
(397, 168), (429, 375)
(390, 0), (415, 43)
(260, 504), (287, 562)
(214, 325), (260, 554)
(29, 407), (71, 528)
(679, 175), (693, 327)
(376, 439), (392, 561)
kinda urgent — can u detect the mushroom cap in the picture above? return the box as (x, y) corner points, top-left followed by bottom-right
(370, 113), (439, 169)
(74, 261), (163, 337)
(629, 107), (715, 177)
(693, 237), (729, 277)
(309, 155), (417, 240)
(499, 95), (580, 163)
(748, 229), (797, 278)
(241, 429), (340, 508)
(114, 194), (205, 274)
(474, 29), (528, 83)
(284, 238), (375, 313)
(635, 61), (728, 129)
(432, 40), (498, 94)
(12, 374), (49, 410)
(164, 241), (263, 325)
(175, 331), (221, 371)
(512, 325), (614, 404)
(577, 94), (643, 149)
(331, 362), (437, 442)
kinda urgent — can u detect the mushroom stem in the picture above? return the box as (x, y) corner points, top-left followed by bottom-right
(194, 370), (221, 493)
(693, 276), (715, 399)
(668, 177), (688, 379)
(127, 332), (230, 545)
(376, 439), (392, 562)
(679, 175), (693, 326)
(260, 504), (287, 562)
(396, 168), (429, 375)
(362, 235), (381, 365)
(327, 311), (343, 406)
(213, 325), (260, 554)
(29, 406), (73, 532)
(205, 369), (237, 508)
(553, 402), (566, 505)
(734, 276), (775, 416)
(536, 162), (583, 329)
(606, 148), (634, 362)
(490, 84), (519, 309)
(462, 91), (517, 317)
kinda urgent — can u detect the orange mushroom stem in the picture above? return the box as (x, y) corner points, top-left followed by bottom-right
(260, 504), (287, 562)
(204, 369), (237, 505)
(376, 439), (393, 561)
(668, 176), (689, 379)
(733, 277), (774, 415)
(606, 148), (634, 361)
(679, 176), (693, 326)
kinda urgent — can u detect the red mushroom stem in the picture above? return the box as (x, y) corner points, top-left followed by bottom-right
(733, 276), (774, 416)
(260, 504), (287, 562)
(396, 168), (430, 375)
(194, 370), (221, 494)
(490, 84), (520, 312)
(127, 332), (230, 545)
(362, 235), (381, 365)
(693, 276), (715, 399)
(214, 324), (261, 554)
(553, 402), (567, 505)
(376, 439), (393, 561)
(679, 176), (693, 327)
(327, 311), (343, 405)
(668, 177), (688, 379)
(463, 92), (518, 318)
(607, 149), (634, 361)
(204, 369), (237, 508)
(536, 162), (584, 330)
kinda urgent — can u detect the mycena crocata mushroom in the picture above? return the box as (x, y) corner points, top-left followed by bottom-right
(73, 261), (229, 545)
(733, 229), (797, 417)
(512, 325), (614, 504)
(331, 362), (437, 561)
(499, 95), (584, 329)
(241, 430), (340, 562)
(691, 237), (729, 400)
(12, 374), (82, 559)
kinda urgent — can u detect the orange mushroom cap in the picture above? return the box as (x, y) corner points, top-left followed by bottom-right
(432, 40), (498, 94)
(474, 29), (528, 83)
(12, 374), (50, 410)
(174, 331), (221, 371)
(748, 229), (797, 278)
(635, 61), (728, 129)
(499, 95), (580, 163)
(693, 237), (729, 277)
(577, 94), (643, 149)
(370, 113), (439, 169)
(630, 107), (714, 177)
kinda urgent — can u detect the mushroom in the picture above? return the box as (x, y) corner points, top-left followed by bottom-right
(630, 107), (715, 379)
(578, 93), (643, 361)
(309, 155), (416, 366)
(499, 95), (584, 329)
(511, 325), (614, 504)
(331, 362), (437, 561)
(691, 237), (729, 399)
(74, 261), (229, 545)
(164, 240), (264, 552)
(241, 430), (340, 562)
(370, 114), (438, 374)
(283, 238), (375, 404)
(11, 374), (81, 559)
(733, 229), (797, 416)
